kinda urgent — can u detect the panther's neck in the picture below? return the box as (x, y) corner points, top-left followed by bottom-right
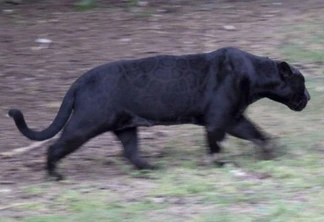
(248, 58), (279, 102)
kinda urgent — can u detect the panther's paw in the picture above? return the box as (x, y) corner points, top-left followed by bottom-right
(135, 161), (159, 171)
(259, 138), (285, 160)
(46, 171), (65, 182)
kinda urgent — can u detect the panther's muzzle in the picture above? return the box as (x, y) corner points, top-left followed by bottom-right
(289, 89), (310, 111)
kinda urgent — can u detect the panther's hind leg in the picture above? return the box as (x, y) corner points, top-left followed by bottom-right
(47, 138), (85, 181)
(114, 127), (157, 170)
(47, 114), (105, 181)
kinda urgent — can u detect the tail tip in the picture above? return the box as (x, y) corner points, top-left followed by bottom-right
(8, 109), (21, 118)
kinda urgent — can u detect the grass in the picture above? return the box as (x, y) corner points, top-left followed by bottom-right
(74, 0), (96, 10)
(280, 21), (324, 63)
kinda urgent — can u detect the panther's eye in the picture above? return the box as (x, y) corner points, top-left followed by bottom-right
(293, 74), (305, 83)
(295, 73), (305, 83)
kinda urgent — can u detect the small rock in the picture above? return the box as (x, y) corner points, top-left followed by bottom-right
(230, 169), (247, 177)
(49, 19), (59, 23)
(0, 188), (12, 193)
(223, 162), (236, 168)
(45, 101), (61, 108)
(137, 1), (148, 7)
(119, 38), (132, 42)
(150, 197), (165, 203)
(263, 14), (276, 18)
(35, 38), (52, 44)
(31, 46), (43, 51)
(2, 9), (14, 14)
(223, 25), (236, 31)
(156, 9), (167, 13)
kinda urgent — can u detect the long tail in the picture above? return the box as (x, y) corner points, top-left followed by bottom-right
(8, 86), (76, 141)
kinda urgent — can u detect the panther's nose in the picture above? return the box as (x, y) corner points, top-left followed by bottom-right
(305, 89), (311, 101)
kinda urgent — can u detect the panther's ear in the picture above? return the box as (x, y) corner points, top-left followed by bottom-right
(277, 61), (293, 77)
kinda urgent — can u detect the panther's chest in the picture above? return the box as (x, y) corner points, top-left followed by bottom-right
(235, 107), (247, 118)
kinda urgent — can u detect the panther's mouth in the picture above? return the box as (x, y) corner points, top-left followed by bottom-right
(288, 98), (308, 111)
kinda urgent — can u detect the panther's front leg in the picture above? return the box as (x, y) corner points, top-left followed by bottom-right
(204, 127), (227, 166)
(226, 115), (277, 160)
(203, 99), (239, 166)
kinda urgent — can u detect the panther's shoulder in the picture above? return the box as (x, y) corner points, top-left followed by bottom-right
(211, 47), (254, 59)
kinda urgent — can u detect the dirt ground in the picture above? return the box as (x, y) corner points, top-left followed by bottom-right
(0, 0), (323, 217)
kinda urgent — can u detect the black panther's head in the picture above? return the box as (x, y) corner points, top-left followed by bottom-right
(264, 61), (310, 111)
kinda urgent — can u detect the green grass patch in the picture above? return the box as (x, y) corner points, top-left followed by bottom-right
(279, 22), (324, 63)
(74, 0), (96, 10)
(280, 44), (324, 63)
